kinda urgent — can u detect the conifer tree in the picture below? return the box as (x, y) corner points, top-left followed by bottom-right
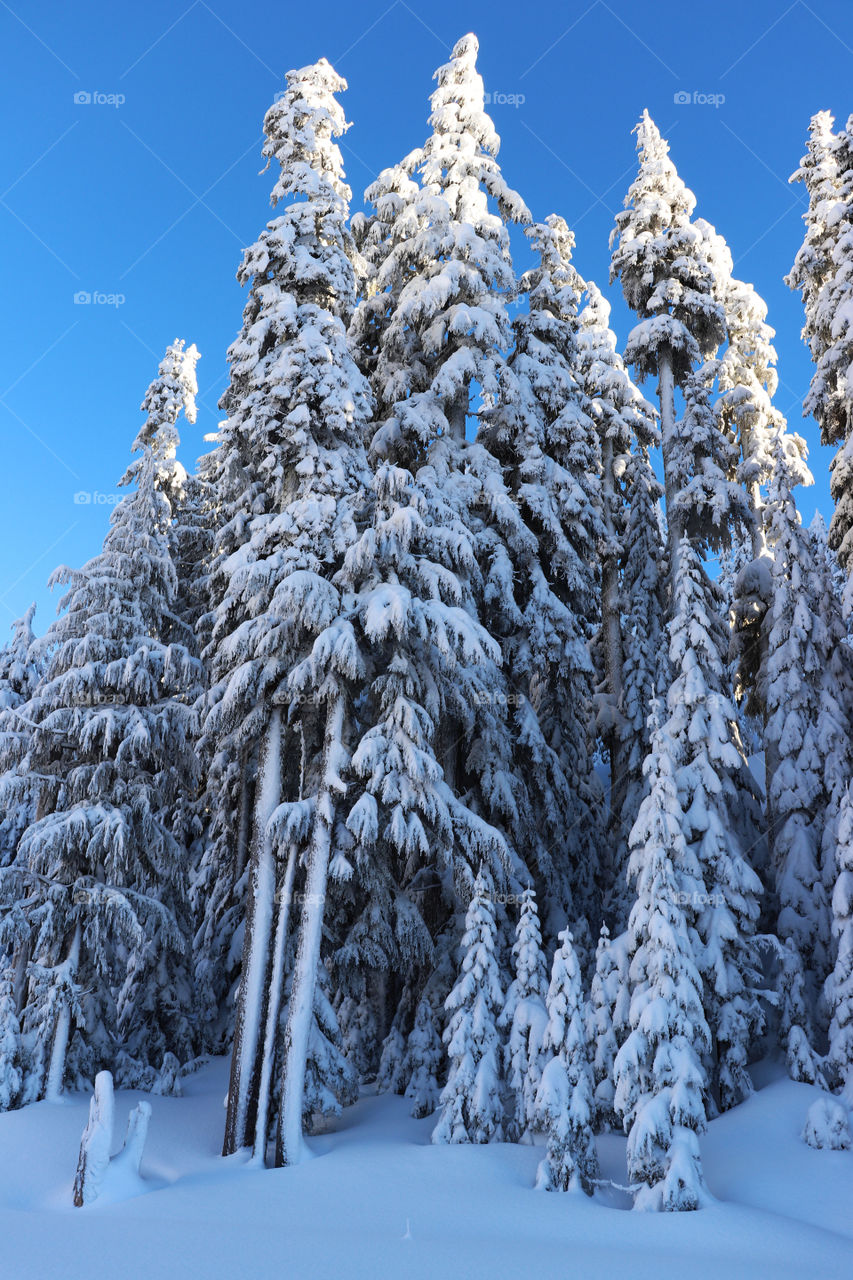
(614, 721), (710, 1211)
(199, 59), (373, 1162)
(340, 32), (532, 1072)
(0, 604), (40, 872)
(826, 785), (853, 1098)
(587, 923), (620, 1131)
(432, 869), (504, 1144)
(0, 970), (23, 1111)
(0, 343), (201, 1103)
(534, 928), (599, 1194)
(499, 886), (548, 1142)
(790, 114), (853, 599)
(480, 213), (605, 929)
(612, 114), (763, 1110)
(765, 436), (831, 1012)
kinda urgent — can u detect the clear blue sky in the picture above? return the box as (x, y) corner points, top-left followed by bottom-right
(1, 0), (850, 632)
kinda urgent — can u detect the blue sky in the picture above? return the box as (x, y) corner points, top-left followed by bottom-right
(1, 0), (851, 632)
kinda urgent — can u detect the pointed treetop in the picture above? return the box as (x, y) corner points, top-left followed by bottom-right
(428, 31), (502, 168)
(263, 57), (351, 207)
(125, 340), (199, 497)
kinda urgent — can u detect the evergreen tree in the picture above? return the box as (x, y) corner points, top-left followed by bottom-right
(765, 436), (831, 1015)
(571, 274), (666, 930)
(587, 923), (620, 1131)
(339, 32), (532, 1074)
(790, 114), (853, 598)
(481, 213), (605, 930)
(614, 720), (710, 1211)
(826, 784), (853, 1099)
(0, 343), (201, 1103)
(0, 605), (40, 874)
(199, 59), (373, 1163)
(534, 928), (599, 1194)
(499, 886), (548, 1142)
(432, 869), (504, 1144)
(612, 113), (763, 1110)
(0, 970), (23, 1111)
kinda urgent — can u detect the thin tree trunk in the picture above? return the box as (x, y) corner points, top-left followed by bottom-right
(222, 708), (282, 1156)
(11, 935), (30, 1016)
(276, 695), (345, 1167)
(234, 764), (253, 883)
(45, 922), (81, 1102)
(251, 840), (298, 1166)
(600, 435), (627, 825)
(448, 387), (468, 442)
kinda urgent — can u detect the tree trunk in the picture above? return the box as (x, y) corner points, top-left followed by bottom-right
(448, 387), (468, 442)
(600, 435), (627, 826)
(11, 935), (30, 1017)
(234, 763), (253, 883)
(46, 922), (81, 1102)
(251, 840), (298, 1165)
(222, 708), (282, 1156)
(275, 695), (345, 1167)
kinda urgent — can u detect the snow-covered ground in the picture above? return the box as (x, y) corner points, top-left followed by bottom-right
(0, 1058), (850, 1279)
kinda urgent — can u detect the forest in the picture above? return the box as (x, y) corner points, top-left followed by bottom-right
(1, 29), (852, 1221)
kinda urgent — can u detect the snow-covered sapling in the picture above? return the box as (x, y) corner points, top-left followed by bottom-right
(535, 929), (599, 1194)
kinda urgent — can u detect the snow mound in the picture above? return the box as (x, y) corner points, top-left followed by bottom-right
(802, 1097), (852, 1151)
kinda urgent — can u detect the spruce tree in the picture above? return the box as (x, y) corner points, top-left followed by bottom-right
(612, 113), (763, 1111)
(0, 343), (201, 1103)
(432, 869), (504, 1144)
(614, 720), (710, 1211)
(826, 785), (853, 1099)
(790, 115), (853, 597)
(534, 928), (599, 1194)
(499, 886), (548, 1142)
(199, 59), (373, 1163)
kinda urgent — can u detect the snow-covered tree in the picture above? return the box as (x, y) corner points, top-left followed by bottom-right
(340, 32), (533, 1069)
(199, 59), (373, 1164)
(764, 436), (830, 1012)
(787, 111), (842, 370)
(612, 114), (764, 1111)
(0, 342), (202, 1104)
(534, 928), (598, 1194)
(499, 886), (548, 1142)
(432, 870), (504, 1144)
(587, 923), (621, 1131)
(572, 278), (662, 920)
(478, 213), (605, 930)
(0, 970), (23, 1111)
(789, 114), (853, 598)
(614, 720), (710, 1211)
(825, 784), (853, 1099)
(0, 605), (40, 871)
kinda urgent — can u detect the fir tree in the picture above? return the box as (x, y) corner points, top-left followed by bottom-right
(0, 343), (202, 1103)
(614, 720), (710, 1211)
(499, 886), (548, 1142)
(825, 784), (853, 1099)
(534, 928), (599, 1194)
(199, 59), (373, 1163)
(432, 869), (504, 1144)
(612, 113), (763, 1111)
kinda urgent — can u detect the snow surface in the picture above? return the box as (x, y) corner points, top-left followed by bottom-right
(0, 1058), (851, 1278)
